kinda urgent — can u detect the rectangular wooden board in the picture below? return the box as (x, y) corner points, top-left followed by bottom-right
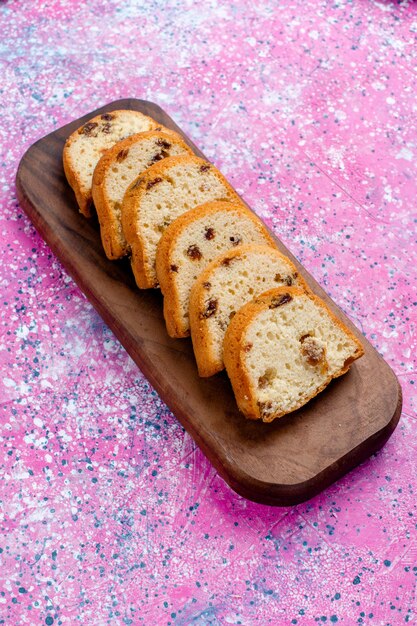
(15, 98), (402, 506)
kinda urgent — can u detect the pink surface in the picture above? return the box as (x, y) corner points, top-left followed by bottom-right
(1, 0), (416, 624)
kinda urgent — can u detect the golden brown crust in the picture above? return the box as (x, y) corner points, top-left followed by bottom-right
(156, 201), (276, 338)
(122, 178), (150, 288)
(223, 298), (258, 418)
(189, 246), (309, 378)
(121, 155), (241, 289)
(62, 109), (161, 218)
(223, 287), (365, 421)
(91, 130), (192, 260)
(62, 148), (91, 215)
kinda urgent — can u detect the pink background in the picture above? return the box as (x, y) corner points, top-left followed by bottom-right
(1, 0), (417, 624)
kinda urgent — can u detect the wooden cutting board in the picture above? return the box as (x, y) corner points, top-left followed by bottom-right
(15, 98), (402, 506)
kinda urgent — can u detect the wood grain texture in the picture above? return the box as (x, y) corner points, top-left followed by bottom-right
(15, 98), (402, 506)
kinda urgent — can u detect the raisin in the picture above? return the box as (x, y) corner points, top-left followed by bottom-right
(200, 164), (211, 172)
(268, 293), (292, 309)
(149, 152), (162, 164)
(101, 113), (114, 121)
(156, 138), (171, 149)
(146, 177), (163, 190)
(170, 264), (178, 272)
(221, 256), (233, 267)
(300, 335), (326, 366)
(274, 273), (293, 285)
(258, 368), (277, 389)
(186, 244), (202, 260)
(116, 148), (129, 162)
(150, 149), (169, 164)
(205, 227), (215, 240)
(200, 299), (218, 319)
(229, 235), (242, 246)
(102, 122), (112, 134)
(79, 122), (98, 135)
(229, 310), (236, 320)
(203, 281), (211, 290)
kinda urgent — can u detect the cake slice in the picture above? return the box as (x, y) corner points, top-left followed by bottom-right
(122, 155), (241, 289)
(156, 201), (276, 338)
(92, 130), (193, 259)
(189, 244), (308, 377)
(63, 109), (163, 217)
(223, 287), (364, 422)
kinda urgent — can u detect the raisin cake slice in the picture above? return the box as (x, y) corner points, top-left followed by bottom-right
(223, 287), (364, 422)
(189, 244), (309, 377)
(122, 155), (241, 289)
(92, 130), (193, 259)
(156, 201), (276, 338)
(63, 110), (163, 217)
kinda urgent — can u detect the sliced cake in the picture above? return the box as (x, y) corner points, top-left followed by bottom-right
(63, 109), (164, 217)
(223, 287), (364, 422)
(189, 244), (308, 377)
(92, 130), (193, 259)
(122, 155), (241, 289)
(156, 201), (276, 338)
